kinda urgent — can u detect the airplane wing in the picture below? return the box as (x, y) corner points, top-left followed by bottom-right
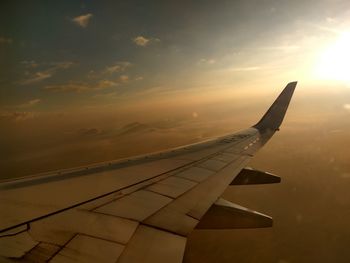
(0, 82), (297, 263)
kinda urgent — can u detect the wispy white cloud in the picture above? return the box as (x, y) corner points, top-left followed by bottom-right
(198, 58), (216, 65)
(0, 37), (13, 44)
(18, 99), (41, 108)
(133, 35), (160, 47)
(44, 79), (118, 93)
(19, 61), (74, 85)
(92, 91), (119, 99)
(259, 45), (300, 52)
(41, 60), (133, 94)
(44, 83), (90, 93)
(301, 19), (341, 34)
(72, 13), (93, 28)
(0, 111), (35, 122)
(105, 65), (123, 74)
(104, 61), (131, 74)
(77, 128), (105, 137)
(133, 36), (150, 46)
(21, 60), (39, 68)
(53, 61), (75, 69)
(97, 80), (118, 89)
(119, 75), (129, 82)
(229, 66), (261, 71)
(88, 61), (132, 79)
(326, 17), (337, 24)
(21, 71), (52, 85)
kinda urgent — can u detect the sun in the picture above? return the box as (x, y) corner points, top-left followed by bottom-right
(314, 32), (350, 82)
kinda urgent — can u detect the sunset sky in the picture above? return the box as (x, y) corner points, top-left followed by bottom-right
(1, 1), (350, 262)
(1, 0), (350, 112)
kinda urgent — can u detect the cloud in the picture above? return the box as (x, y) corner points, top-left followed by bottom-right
(133, 36), (160, 47)
(92, 91), (119, 99)
(133, 36), (150, 46)
(258, 45), (300, 52)
(305, 21), (341, 34)
(119, 75), (129, 82)
(104, 61), (131, 74)
(0, 37), (13, 44)
(36, 61), (130, 93)
(44, 83), (90, 93)
(21, 71), (52, 85)
(18, 99), (41, 108)
(77, 128), (104, 137)
(72, 13), (93, 28)
(53, 61), (75, 69)
(198, 58), (216, 65)
(118, 122), (155, 136)
(44, 79), (118, 93)
(21, 60), (39, 68)
(20, 61), (74, 85)
(105, 65), (123, 74)
(96, 80), (118, 89)
(229, 66), (261, 71)
(326, 17), (336, 24)
(23, 61), (74, 70)
(0, 111), (35, 122)
(88, 62), (132, 79)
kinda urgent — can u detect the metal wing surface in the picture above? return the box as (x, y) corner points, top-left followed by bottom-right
(0, 82), (297, 262)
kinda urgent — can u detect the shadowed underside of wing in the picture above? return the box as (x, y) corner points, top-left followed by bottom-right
(0, 82), (297, 262)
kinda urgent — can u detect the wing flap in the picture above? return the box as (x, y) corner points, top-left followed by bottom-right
(95, 190), (172, 221)
(231, 167), (281, 185)
(145, 176), (197, 198)
(23, 242), (60, 262)
(196, 198), (273, 229)
(118, 225), (186, 263)
(50, 234), (125, 263)
(0, 231), (38, 258)
(28, 210), (138, 246)
(174, 166), (214, 182)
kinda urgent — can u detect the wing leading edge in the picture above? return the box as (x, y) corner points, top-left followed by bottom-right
(0, 82), (297, 263)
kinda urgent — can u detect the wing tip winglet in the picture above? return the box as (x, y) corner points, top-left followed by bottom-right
(286, 81), (298, 91)
(253, 81), (297, 132)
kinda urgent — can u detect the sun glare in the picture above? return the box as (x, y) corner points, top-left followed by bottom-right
(314, 32), (350, 82)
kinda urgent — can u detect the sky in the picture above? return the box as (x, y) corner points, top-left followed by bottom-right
(1, 0), (350, 262)
(1, 0), (350, 111)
